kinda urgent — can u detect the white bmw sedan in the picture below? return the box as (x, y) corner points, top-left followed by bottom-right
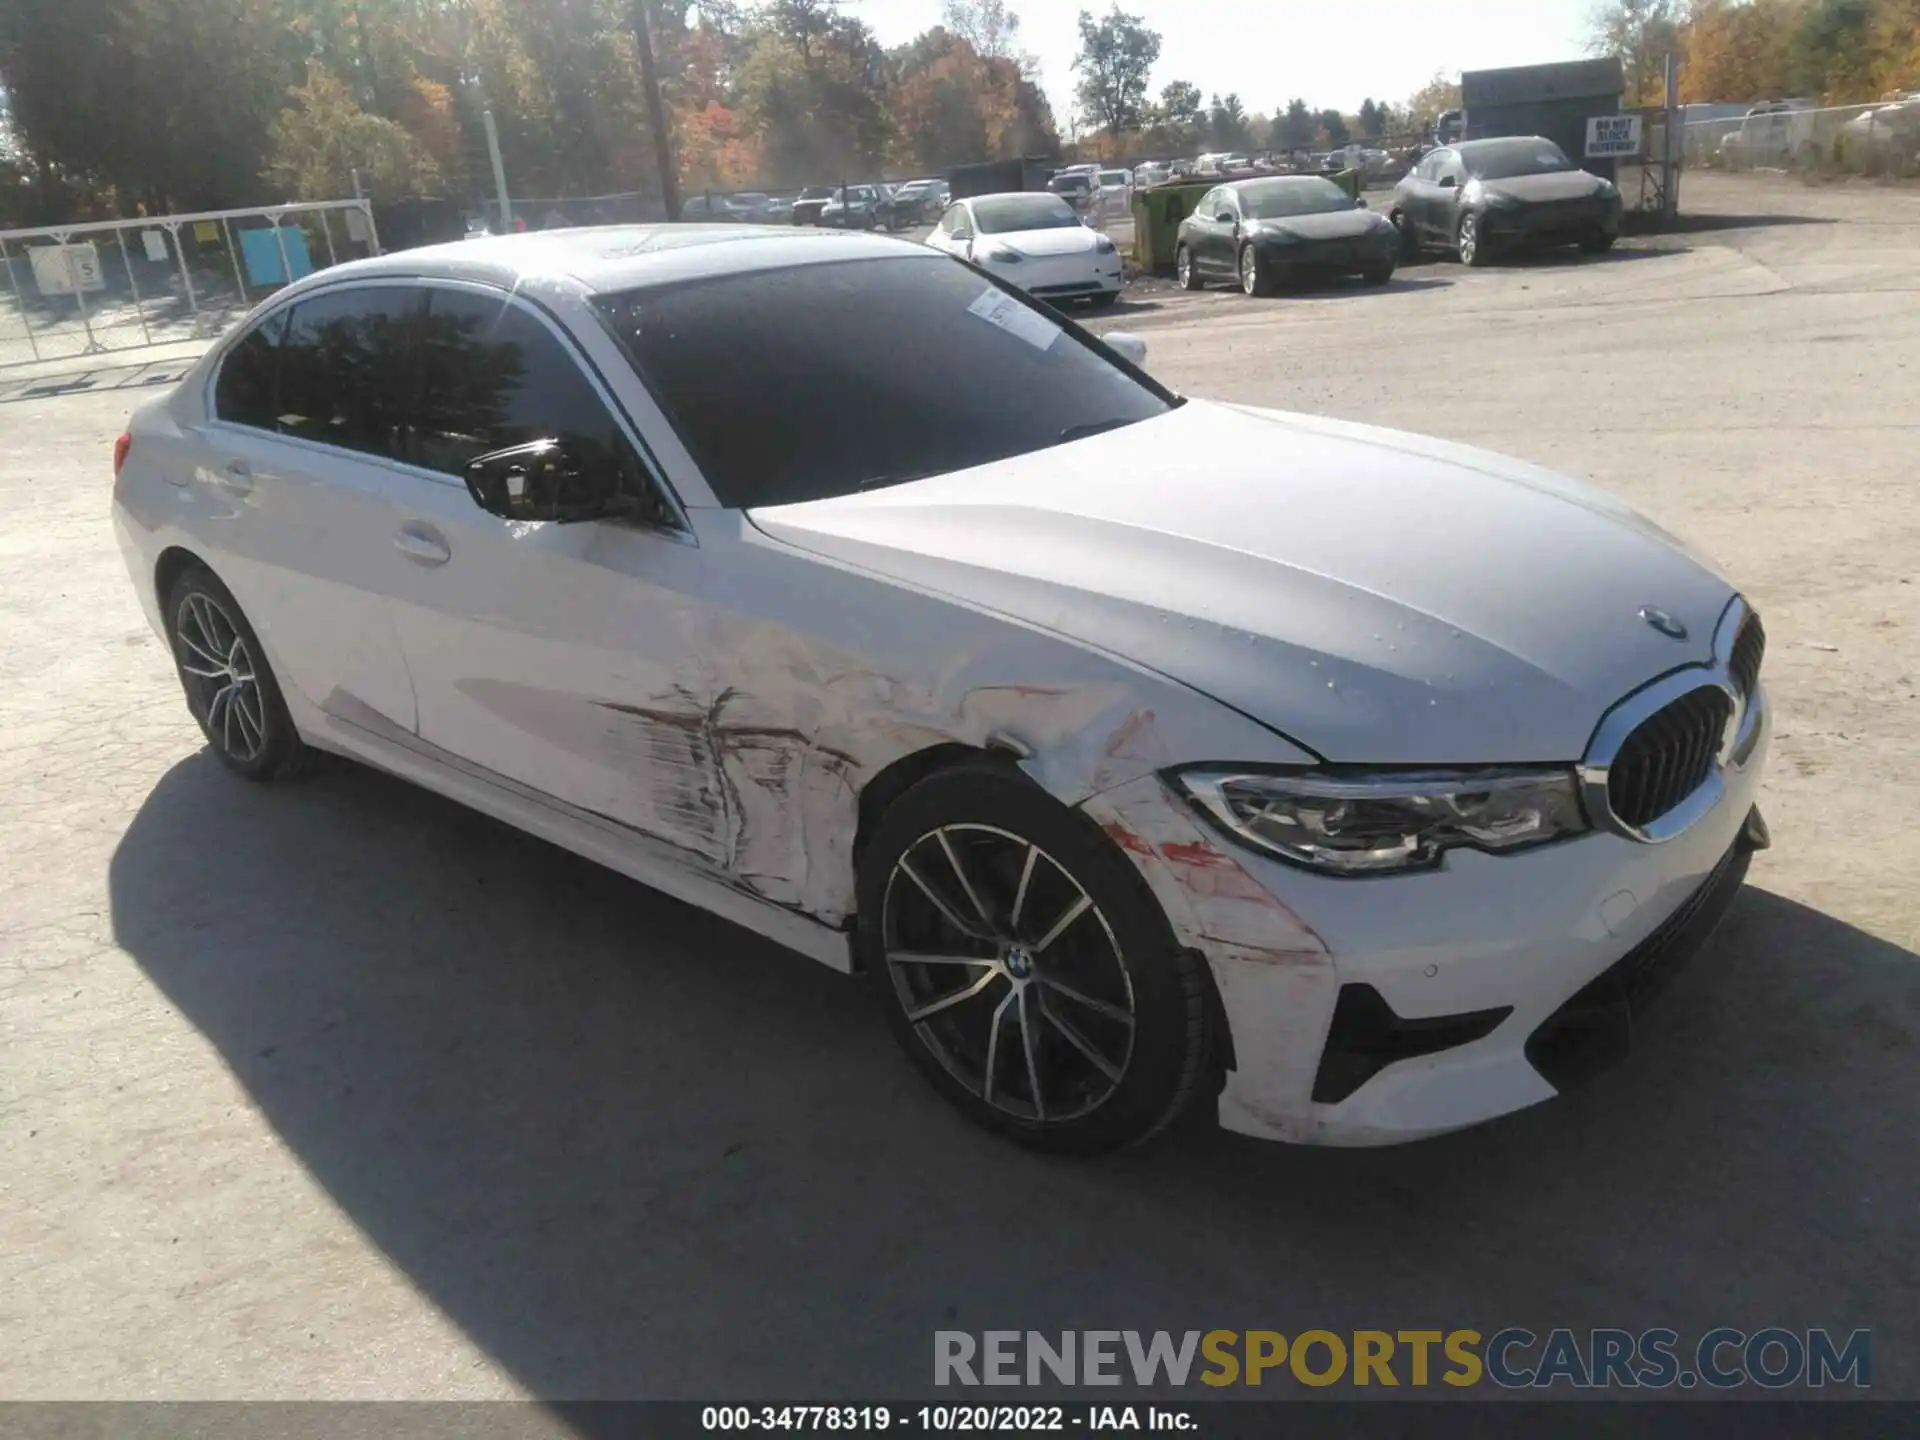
(113, 225), (1769, 1154)
(925, 192), (1124, 306)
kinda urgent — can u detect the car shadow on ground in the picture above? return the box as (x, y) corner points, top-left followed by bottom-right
(1648, 212), (1839, 234)
(108, 751), (1919, 1401)
(0, 358), (197, 405)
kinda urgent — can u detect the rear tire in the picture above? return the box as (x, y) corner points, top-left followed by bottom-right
(1175, 244), (1203, 290)
(164, 564), (318, 782)
(857, 762), (1213, 1154)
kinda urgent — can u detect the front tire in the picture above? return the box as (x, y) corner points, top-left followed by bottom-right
(1457, 211), (1491, 266)
(1088, 291), (1120, 309)
(857, 762), (1213, 1154)
(165, 564), (317, 782)
(1238, 243), (1274, 297)
(1580, 232), (1617, 254)
(1175, 244), (1203, 290)
(1362, 262), (1394, 285)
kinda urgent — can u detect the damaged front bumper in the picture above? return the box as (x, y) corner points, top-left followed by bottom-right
(1080, 715), (1769, 1146)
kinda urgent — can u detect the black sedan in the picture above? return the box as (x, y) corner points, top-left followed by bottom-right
(1389, 136), (1623, 266)
(1174, 176), (1399, 295)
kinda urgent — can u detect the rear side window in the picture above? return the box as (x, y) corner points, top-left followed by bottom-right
(276, 286), (423, 459)
(411, 288), (671, 524)
(213, 309), (289, 430)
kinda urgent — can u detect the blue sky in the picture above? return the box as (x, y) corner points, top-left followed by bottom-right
(853, 0), (1595, 127)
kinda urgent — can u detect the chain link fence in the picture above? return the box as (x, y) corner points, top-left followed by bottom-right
(0, 201), (379, 370)
(1683, 96), (1920, 179)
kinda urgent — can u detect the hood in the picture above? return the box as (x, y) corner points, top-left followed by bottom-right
(749, 401), (1733, 765)
(1250, 210), (1384, 242)
(988, 226), (1100, 257)
(1480, 170), (1608, 203)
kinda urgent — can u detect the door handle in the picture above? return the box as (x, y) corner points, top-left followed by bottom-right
(394, 521), (451, 567)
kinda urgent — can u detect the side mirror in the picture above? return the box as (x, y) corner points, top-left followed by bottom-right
(1105, 331), (1147, 366)
(1439, 175), (1459, 189)
(465, 440), (631, 524)
(1354, 197), (1370, 209)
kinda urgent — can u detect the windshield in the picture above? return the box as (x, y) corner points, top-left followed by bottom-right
(800, 186), (832, 200)
(973, 194), (1081, 233)
(1048, 174), (1091, 192)
(1463, 138), (1575, 180)
(596, 256), (1173, 508)
(1100, 171), (1127, 185)
(1236, 177), (1354, 218)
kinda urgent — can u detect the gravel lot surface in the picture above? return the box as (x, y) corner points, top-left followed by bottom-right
(2, 172), (1914, 1401)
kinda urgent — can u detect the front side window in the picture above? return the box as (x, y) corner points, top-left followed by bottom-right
(972, 195), (1079, 233)
(411, 288), (673, 525)
(275, 285), (423, 459)
(596, 255), (1176, 510)
(213, 308), (290, 430)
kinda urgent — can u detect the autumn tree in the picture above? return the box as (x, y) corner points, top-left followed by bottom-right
(1073, 6), (1162, 139)
(266, 62), (442, 200)
(1403, 71), (1463, 132)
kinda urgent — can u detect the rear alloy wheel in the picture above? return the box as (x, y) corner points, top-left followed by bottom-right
(1175, 244), (1203, 290)
(859, 763), (1212, 1153)
(1458, 212), (1490, 266)
(1239, 243), (1275, 297)
(166, 565), (317, 782)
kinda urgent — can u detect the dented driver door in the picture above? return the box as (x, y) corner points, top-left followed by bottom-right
(378, 284), (737, 870)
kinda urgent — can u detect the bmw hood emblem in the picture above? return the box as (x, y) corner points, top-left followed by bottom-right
(1640, 607), (1688, 641)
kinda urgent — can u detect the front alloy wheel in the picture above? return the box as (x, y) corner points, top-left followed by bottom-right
(1239, 244), (1275, 297)
(882, 824), (1135, 1125)
(1458, 212), (1489, 266)
(859, 762), (1213, 1152)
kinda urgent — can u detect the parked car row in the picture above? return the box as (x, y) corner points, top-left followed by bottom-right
(1168, 138), (1623, 297)
(789, 179), (950, 231)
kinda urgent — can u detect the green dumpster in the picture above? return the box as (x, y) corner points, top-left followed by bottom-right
(1130, 181), (1214, 275)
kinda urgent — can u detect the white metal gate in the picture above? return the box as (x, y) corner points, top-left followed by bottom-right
(0, 200), (380, 369)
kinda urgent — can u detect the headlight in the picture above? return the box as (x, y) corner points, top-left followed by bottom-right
(1169, 767), (1589, 877)
(1094, 235), (1117, 254)
(981, 246), (1023, 263)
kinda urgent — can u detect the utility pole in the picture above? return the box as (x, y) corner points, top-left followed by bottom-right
(1662, 52), (1682, 227)
(482, 108), (512, 232)
(632, 0), (682, 220)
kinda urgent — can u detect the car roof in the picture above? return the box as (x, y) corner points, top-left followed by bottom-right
(288, 225), (927, 299)
(1221, 174), (1339, 189)
(1454, 135), (1558, 154)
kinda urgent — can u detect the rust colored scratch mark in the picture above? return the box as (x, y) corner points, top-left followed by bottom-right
(1102, 709), (1159, 760)
(1102, 820), (1154, 857)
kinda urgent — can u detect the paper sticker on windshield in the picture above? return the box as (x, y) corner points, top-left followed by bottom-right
(966, 287), (1060, 351)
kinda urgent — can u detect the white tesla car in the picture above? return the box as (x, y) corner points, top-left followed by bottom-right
(924, 192), (1124, 306)
(113, 225), (1769, 1154)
